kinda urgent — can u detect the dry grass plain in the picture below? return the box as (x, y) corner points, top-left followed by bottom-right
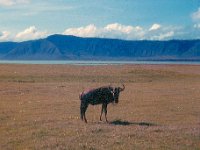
(0, 64), (200, 150)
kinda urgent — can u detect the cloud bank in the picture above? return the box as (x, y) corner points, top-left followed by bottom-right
(0, 22), (198, 42)
(63, 23), (175, 40)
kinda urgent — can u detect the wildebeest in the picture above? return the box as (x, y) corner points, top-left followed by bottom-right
(79, 84), (125, 123)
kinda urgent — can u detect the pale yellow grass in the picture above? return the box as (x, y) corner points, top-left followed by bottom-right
(0, 64), (200, 150)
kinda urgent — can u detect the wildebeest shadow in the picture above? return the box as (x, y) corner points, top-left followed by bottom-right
(110, 119), (157, 126)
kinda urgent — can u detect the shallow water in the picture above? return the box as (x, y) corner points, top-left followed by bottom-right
(0, 60), (200, 65)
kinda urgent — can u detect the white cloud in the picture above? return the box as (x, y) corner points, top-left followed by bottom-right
(0, 26), (48, 41)
(103, 23), (144, 40)
(194, 23), (200, 29)
(0, 0), (13, 6)
(104, 23), (135, 34)
(15, 26), (47, 41)
(151, 31), (174, 40)
(191, 8), (200, 31)
(149, 23), (161, 31)
(63, 24), (98, 37)
(192, 8), (200, 21)
(0, 31), (11, 41)
(0, 0), (30, 6)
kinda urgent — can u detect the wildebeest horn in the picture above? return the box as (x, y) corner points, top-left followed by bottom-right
(120, 84), (125, 91)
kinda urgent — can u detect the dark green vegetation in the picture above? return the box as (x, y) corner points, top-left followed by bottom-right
(0, 64), (200, 149)
(0, 34), (200, 60)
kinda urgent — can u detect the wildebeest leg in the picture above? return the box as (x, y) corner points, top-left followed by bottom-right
(80, 101), (88, 123)
(103, 104), (108, 123)
(100, 103), (108, 122)
(100, 104), (104, 121)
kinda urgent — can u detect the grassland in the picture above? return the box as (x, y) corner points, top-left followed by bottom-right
(0, 64), (200, 150)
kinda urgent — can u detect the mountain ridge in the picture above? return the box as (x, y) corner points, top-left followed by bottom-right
(0, 34), (200, 60)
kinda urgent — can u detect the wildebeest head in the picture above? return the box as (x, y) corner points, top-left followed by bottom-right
(113, 84), (125, 103)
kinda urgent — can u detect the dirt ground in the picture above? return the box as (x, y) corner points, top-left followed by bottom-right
(0, 64), (200, 150)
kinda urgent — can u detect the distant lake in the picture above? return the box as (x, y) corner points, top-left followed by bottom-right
(0, 60), (200, 65)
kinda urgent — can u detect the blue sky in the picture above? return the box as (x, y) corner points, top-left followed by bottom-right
(0, 0), (200, 41)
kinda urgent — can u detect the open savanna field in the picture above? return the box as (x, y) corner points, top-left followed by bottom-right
(0, 64), (200, 150)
